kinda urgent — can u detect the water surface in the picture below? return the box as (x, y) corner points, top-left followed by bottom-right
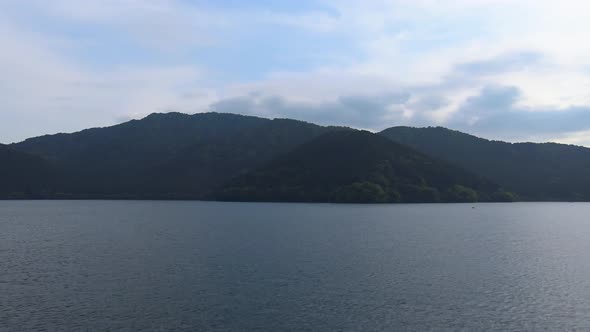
(2, 201), (590, 331)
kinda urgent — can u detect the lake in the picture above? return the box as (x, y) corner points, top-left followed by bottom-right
(2, 201), (590, 331)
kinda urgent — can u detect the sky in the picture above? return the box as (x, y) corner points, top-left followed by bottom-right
(2, 0), (590, 145)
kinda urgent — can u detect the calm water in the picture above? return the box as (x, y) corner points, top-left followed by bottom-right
(2, 201), (590, 331)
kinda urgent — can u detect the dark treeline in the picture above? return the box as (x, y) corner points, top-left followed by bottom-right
(1, 112), (587, 202)
(217, 130), (512, 203)
(380, 126), (590, 201)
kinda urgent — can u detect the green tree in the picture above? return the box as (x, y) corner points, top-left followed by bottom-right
(446, 185), (478, 202)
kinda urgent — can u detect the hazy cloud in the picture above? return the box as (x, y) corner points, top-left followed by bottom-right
(2, 0), (590, 145)
(211, 92), (411, 128)
(454, 52), (542, 76)
(209, 83), (590, 143)
(451, 85), (590, 140)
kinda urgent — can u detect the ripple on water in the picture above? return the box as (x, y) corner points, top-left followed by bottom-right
(2, 201), (590, 331)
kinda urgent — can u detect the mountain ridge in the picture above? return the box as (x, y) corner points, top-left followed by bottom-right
(380, 126), (590, 201)
(0, 144), (60, 198)
(215, 130), (512, 203)
(2, 111), (588, 202)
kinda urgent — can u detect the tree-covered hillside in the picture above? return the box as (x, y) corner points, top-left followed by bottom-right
(380, 126), (590, 201)
(216, 130), (514, 203)
(136, 118), (345, 198)
(11, 112), (268, 197)
(9, 113), (341, 198)
(0, 144), (58, 198)
(6, 112), (589, 202)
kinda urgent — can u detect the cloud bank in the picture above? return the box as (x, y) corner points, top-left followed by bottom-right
(2, 0), (590, 145)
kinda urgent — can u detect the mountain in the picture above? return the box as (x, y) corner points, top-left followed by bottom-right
(0, 144), (58, 198)
(14, 112), (267, 163)
(11, 112), (268, 197)
(10, 112), (340, 198)
(215, 130), (514, 203)
(10, 112), (587, 203)
(380, 126), (590, 201)
(137, 118), (345, 198)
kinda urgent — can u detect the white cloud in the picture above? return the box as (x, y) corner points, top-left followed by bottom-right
(2, 0), (590, 145)
(0, 12), (213, 142)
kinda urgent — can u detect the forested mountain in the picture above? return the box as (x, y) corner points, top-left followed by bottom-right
(14, 112), (267, 163)
(11, 112), (268, 197)
(9, 112), (339, 198)
(4, 112), (589, 202)
(215, 130), (513, 203)
(380, 126), (590, 201)
(137, 118), (344, 198)
(0, 144), (58, 198)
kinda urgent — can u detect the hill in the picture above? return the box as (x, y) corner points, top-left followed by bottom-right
(137, 118), (344, 198)
(10, 112), (587, 202)
(0, 144), (58, 198)
(215, 130), (514, 203)
(380, 126), (590, 201)
(10, 113), (339, 198)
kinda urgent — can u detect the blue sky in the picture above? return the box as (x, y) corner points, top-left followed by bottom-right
(2, 0), (590, 145)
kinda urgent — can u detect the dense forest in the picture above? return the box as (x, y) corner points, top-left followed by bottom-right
(380, 126), (590, 201)
(1, 112), (588, 202)
(216, 130), (513, 203)
(0, 144), (59, 198)
(12, 112), (268, 198)
(8, 113), (343, 199)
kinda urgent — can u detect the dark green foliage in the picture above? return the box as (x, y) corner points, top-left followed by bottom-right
(491, 190), (519, 202)
(12, 112), (269, 197)
(444, 185), (478, 203)
(380, 126), (590, 201)
(8, 113), (342, 199)
(331, 182), (389, 203)
(399, 184), (441, 203)
(8, 112), (582, 203)
(140, 118), (344, 197)
(0, 145), (59, 198)
(215, 130), (503, 203)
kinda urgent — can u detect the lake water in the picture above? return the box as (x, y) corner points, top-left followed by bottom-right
(2, 201), (590, 331)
